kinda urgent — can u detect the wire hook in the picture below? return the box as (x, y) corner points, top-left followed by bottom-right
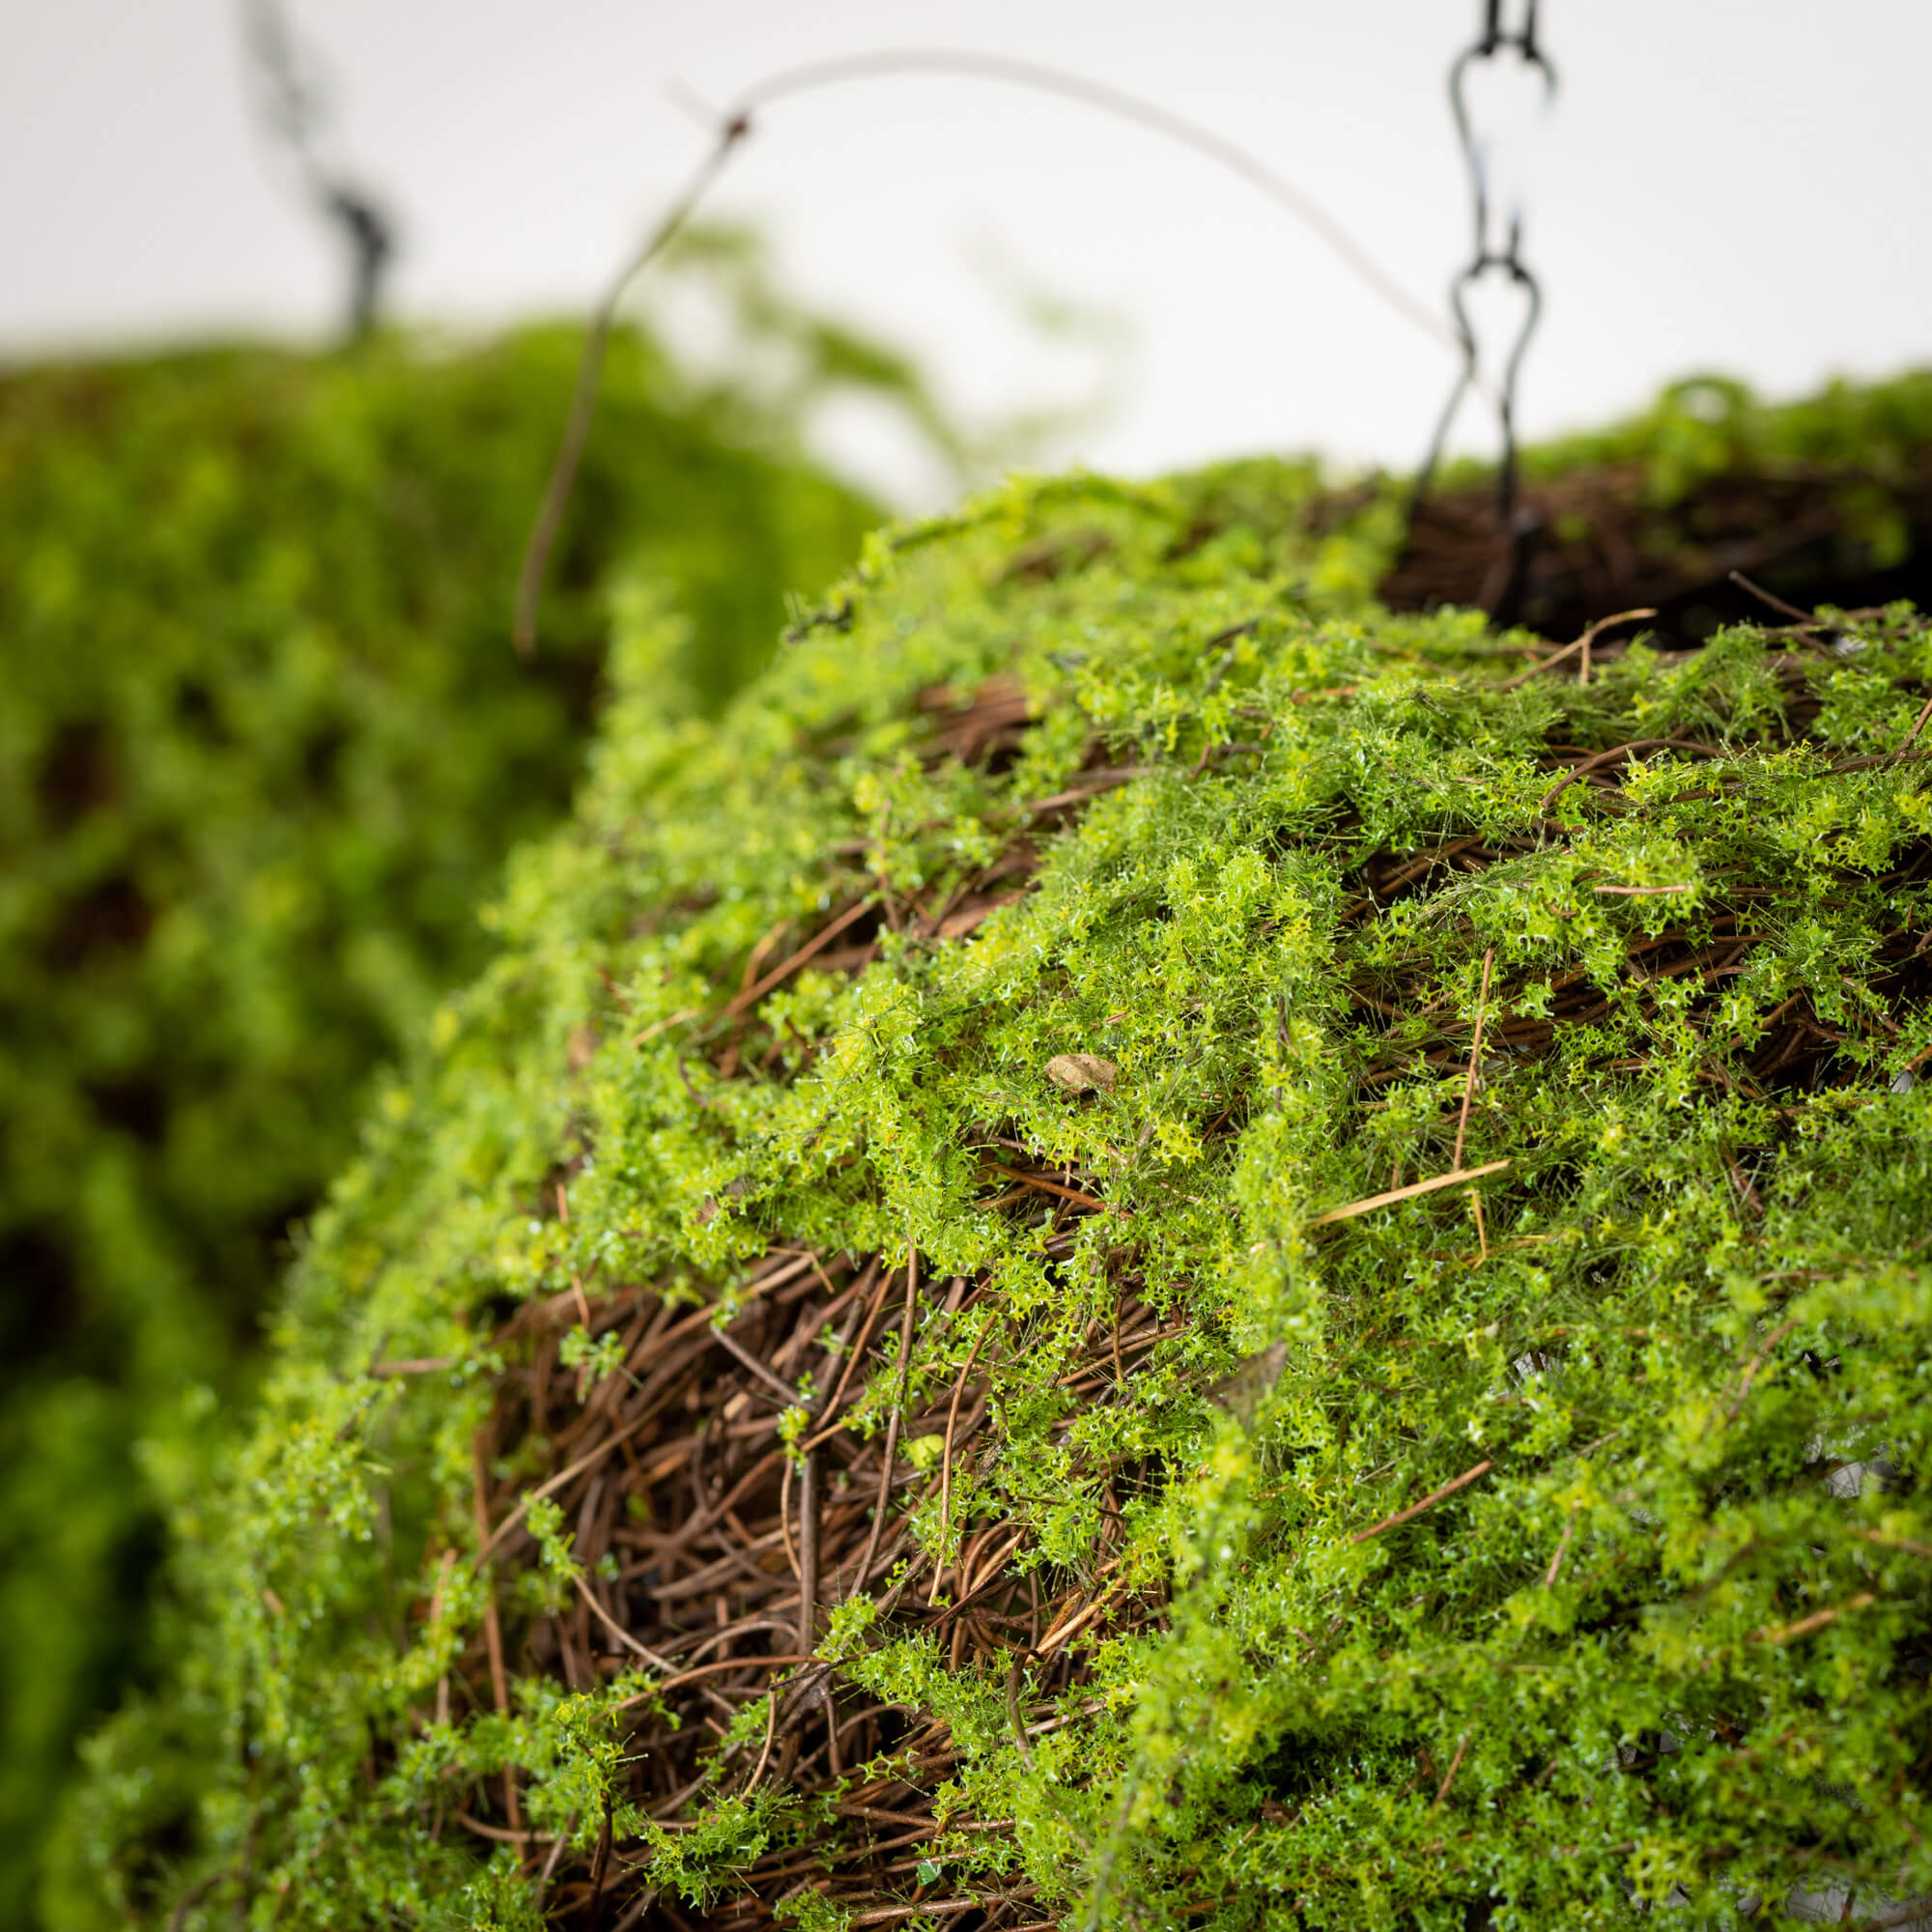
(1412, 0), (1558, 550)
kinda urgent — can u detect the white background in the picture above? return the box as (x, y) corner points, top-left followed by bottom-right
(4, 2), (1929, 506)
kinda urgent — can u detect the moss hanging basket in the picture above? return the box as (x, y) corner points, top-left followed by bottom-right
(90, 454), (1932, 1931)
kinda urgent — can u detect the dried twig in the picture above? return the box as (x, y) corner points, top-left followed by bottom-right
(1891, 693), (1932, 765)
(856, 1247), (921, 1587)
(1430, 1734), (1469, 1810)
(1727, 570), (1813, 625)
(1310, 1159), (1511, 1229)
(1497, 608), (1656, 691)
(1752, 1593), (1875, 1646)
(165, 1868), (230, 1932)
(1852, 1528), (1932, 1561)
(1538, 738), (1725, 814)
(1451, 948), (1492, 1172)
(980, 1162), (1108, 1212)
(1725, 1318), (1799, 1423)
(745, 1687), (781, 1792)
(934, 1308), (998, 1605)
(471, 1439), (521, 1830)
(724, 899), (876, 1021)
(531, 1811), (577, 1912)
(587, 1792), (613, 1932)
(1543, 1515), (1576, 1588)
(1350, 1460), (1493, 1544)
(1005, 1656), (1036, 1764)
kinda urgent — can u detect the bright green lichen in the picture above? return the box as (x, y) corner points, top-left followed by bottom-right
(76, 453), (1932, 1929)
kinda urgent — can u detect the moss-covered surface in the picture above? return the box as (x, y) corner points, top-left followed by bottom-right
(0, 321), (895, 1919)
(1387, 369), (1932, 641)
(77, 442), (1932, 1927)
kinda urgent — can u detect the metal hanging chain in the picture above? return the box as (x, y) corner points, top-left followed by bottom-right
(241, 0), (395, 340)
(1411, 0), (1557, 531)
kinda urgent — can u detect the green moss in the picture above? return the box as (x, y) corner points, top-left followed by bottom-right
(76, 442), (1932, 1928)
(0, 317), (907, 1921)
(1517, 368), (1932, 512)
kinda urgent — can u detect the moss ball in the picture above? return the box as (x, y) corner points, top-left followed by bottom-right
(84, 457), (1932, 1930)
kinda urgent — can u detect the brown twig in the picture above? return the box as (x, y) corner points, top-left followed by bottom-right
(1727, 570), (1814, 626)
(1310, 1159), (1511, 1229)
(1538, 738), (1725, 814)
(1752, 1593), (1875, 1646)
(1350, 1460), (1493, 1544)
(712, 1323), (803, 1403)
(1005, 1656), (1036, 1764)
(1451, 948), (1492, 1173)
(165, 1869), (230, 1932)
(1200, 616), (1263, 692)
(1430, 1734), (1470, 1810)
(856, 1247), (921, 1587)
(452, 1812), (539, 1846)
(1023, 769), (1152, 816)
(1725, 1318), (1799, 1423)
(531, 1811), (577, 1911)
(1891, 693), (1932, 765)
(980, 1162), (1109, 1212)
(1543, 1514), (1576, 1588)
(933, 1308), (999, 1605)
(588, 1791), (613, 1932)
(1497, 609), (1656, 691)
(805, 1263), (892, 1445)
(745, 1686), (782, 1793)
(574, 1572), (675, 1668)
(1852, 1528), (1932, 1561)
(632, 1653), (814, 1702)
(778, 1455), (801, 1582)
(797, 1446), (823, 1654)
(471, 1438), (522, 1830)
(723, 898), (876, 1021)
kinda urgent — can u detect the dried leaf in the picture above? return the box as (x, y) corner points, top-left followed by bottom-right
(1045, 1052), (1118, 1093)
(1207, 1342), (1289, 1418)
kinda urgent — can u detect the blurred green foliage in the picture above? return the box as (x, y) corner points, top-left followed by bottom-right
(0, 315), (896, 1921)
(1517, 368), (1932, 511)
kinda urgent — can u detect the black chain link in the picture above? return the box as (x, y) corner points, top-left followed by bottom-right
(241, 0), (395, 341)
(1412, 0), (1557, 546)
